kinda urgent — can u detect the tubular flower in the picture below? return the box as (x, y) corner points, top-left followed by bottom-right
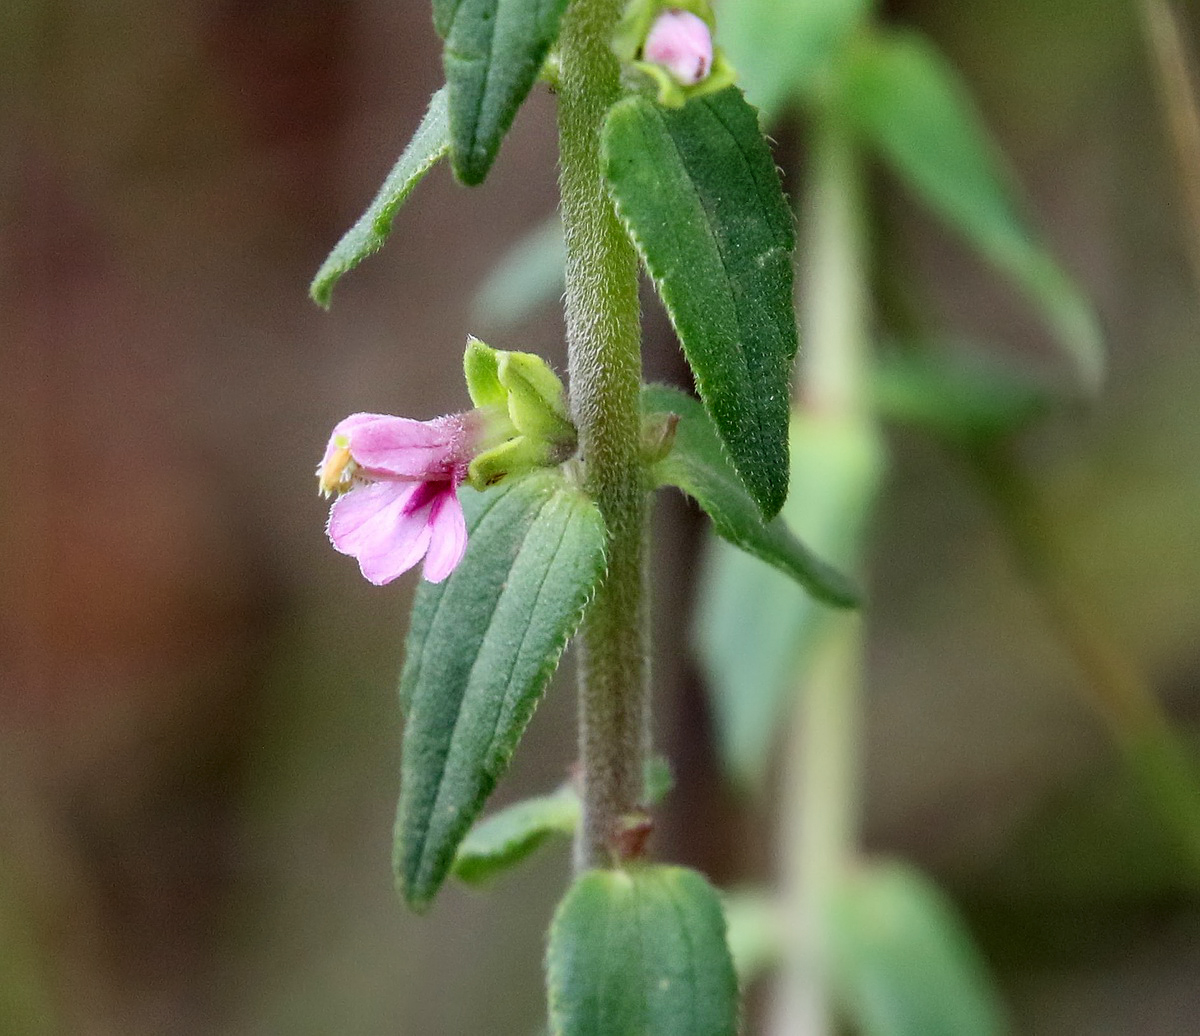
(318, 412), (473, 585)
(319, 340), (576, 586)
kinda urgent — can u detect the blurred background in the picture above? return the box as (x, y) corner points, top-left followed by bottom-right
(4, 0), (1200, 1032)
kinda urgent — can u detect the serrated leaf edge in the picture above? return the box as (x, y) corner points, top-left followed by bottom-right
(399, 478), (607, 907)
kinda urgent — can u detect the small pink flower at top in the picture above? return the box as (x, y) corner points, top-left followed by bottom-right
(642, 9), (713, 86)
(318, 412), (472, 585)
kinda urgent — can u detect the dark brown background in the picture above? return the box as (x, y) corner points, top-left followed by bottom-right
(4, 0), (1200, 1032)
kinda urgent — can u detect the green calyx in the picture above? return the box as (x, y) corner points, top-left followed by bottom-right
(463, 337), (577, 489)
(613, 0), (738, 108)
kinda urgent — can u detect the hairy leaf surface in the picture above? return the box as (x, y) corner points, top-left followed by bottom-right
(547, 866), (739, 1036)
(395, 472), (606, 908)
(436, 0), (569, 184)
(310, 87), (449, 308)
(604, 88), (797, 519)
(646, 385), (858, 609)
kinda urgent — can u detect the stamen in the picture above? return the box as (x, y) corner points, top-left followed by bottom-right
(318, 439), (357, 497)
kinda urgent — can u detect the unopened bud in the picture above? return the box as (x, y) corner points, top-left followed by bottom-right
(642, 9), (713, 86)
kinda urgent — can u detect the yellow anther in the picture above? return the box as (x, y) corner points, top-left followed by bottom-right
(317, 438), (357, 497)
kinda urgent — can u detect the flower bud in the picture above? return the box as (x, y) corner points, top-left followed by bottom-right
(461, 337), (578, 490)
(498, 350), (573, 443)
(642, 9), (713, 86)
(612, 0), (736, 108)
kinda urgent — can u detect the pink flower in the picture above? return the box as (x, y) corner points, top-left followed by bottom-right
(643, 9), (713, 86)
(318, 412), (471, 585)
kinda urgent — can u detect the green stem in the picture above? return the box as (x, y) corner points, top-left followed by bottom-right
(777, 621), (864, 1034)
(556, 0), (648, 871)
(776, 119), (870, 1034)
(799, 118), (870, 416)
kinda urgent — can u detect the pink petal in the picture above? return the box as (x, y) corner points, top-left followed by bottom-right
(422, 488), (468, 583)
(643, 10), (713, 85)
(320, 412), (385, 472)
(349, 415), (465, 479)
(327, 481), (432, 585)
(356, 522), (433, 585)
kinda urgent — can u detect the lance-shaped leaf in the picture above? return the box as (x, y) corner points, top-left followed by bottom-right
(395, 471), (606, 908)
(842, 31), (1104, 392)
(435, 0), (569, 185)
(547, 866), (739, 1036)
(604, 87), (798, 519)
(872, 346), (1053, 443)
(646, 385), (858, 608)
(828, 862), (1008, 1036)
(310, 87), (449, 308)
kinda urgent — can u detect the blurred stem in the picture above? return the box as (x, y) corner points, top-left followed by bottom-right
(800, 118), (870, 416)
(777, 620), (865, 1035)
(969, 440), (1200, 884)
(775, 119), (870, 1035)
(1140, 0), (1200, 292)
(557, 0), (648, 871)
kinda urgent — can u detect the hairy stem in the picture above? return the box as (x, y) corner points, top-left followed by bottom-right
(557, 0), (648, 870)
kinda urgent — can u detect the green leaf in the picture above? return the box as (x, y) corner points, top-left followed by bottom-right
(718, 0), (872, 122)
(872, 346), (1054, 442)
(394, 471), (606, 908)
(646, 385), (859, 609)
(547, 866), (739, 1036)
(453, 784), (580, 885)
(471, 214), (566, 329)
(603, 87), (798, 519)
(310, 87), (449, 308)
(451, 757), (674, 886)
(842, 31), (1104, 391)
(694, 409), (883, 786)
(435, 0), (569, 185)
(828, 861), (1008, 1036)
